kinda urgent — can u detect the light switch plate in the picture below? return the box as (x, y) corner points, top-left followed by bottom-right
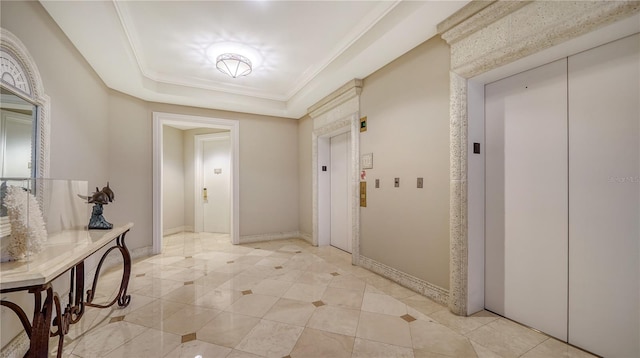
(360, 153), (373, 169)
(394, 178), (400, 188)
(417, 177), (423, 188)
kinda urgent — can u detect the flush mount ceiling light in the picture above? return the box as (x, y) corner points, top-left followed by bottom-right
(216, 53), (252, 78)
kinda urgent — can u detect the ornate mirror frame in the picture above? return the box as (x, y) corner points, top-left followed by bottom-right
(1, 27), (50, 179)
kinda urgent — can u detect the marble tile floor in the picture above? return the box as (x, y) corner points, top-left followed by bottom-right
(50, 232), (596, 358)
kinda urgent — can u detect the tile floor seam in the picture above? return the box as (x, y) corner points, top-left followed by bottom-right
(519, 337), (550, 357)
(407, 314), (416, 354)
(353, 307), (365, 346)
(84, 323), (147, 358)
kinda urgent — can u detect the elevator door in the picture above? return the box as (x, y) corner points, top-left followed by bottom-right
(567, 34), (639, 358)
(330, 132), (352, 253)
(485, 34), (640, 357)
(485, 58), (569, 341)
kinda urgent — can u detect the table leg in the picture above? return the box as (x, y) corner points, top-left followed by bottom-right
(1, 227), (133, 358)
(28, 284), (54, 357)
(86, 230), (132, 309)
(116, 231), (131, 308)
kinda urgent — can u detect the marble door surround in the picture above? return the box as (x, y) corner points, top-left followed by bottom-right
(308, 79), (362, 266)
(438, 0), (640, 316)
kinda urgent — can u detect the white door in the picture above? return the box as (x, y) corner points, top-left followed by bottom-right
(485, 58), (569, 340)
(202, 135), (231, 233)
(568, 34), (639, 358)
(330, 132), (352, 252)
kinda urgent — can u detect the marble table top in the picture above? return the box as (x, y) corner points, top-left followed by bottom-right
(0, 223), (133, 291)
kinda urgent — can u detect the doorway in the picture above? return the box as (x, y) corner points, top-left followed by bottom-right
(152, 112), (239, 254)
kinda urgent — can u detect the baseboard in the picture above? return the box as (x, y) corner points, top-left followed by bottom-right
(86, 245), (152, 279)
(0, 331), (28, 358)
(239, 231), (303, 244)
(358, 255), (449, 306)
(299, 231), (312, 244)
(163, 226), (193, 236)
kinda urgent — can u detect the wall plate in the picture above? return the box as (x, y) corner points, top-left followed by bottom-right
(361, 153), (373, 169)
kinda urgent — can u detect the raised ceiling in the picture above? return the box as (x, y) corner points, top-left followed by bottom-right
(40, 0), (468, 119)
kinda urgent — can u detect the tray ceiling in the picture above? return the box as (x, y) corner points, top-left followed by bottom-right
(40, 1), (469, 118)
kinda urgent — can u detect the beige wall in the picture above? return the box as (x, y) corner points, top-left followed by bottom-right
(359, 36), (451, 290)
(297, 115), (313, 236)
(236, 112), (299, 236)
(1, 0), (113, 348)
(163, 126), (185, 232)
(2, 1), (110, 185)
(1, 2), (154, 253)
(106, 91), (152, 250)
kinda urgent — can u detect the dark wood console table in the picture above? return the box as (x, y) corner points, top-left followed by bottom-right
(0, 223), (134, 357)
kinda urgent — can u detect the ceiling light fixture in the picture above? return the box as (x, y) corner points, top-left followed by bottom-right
(216, 53), (252, 78)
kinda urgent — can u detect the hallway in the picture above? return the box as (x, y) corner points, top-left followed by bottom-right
(52, 233), (595, 357)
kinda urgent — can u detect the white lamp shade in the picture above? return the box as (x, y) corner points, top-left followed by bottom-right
(216, 53), (252, 78)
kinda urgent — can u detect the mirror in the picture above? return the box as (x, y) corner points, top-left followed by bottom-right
(0, 87), (36, 179)
(1, 27), (50, 182)
(1, 27), (50, 239)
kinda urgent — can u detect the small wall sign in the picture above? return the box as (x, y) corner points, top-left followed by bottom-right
(360, 116), (367, 132)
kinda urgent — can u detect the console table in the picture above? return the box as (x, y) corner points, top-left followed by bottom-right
(1, 223), (134, 357)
